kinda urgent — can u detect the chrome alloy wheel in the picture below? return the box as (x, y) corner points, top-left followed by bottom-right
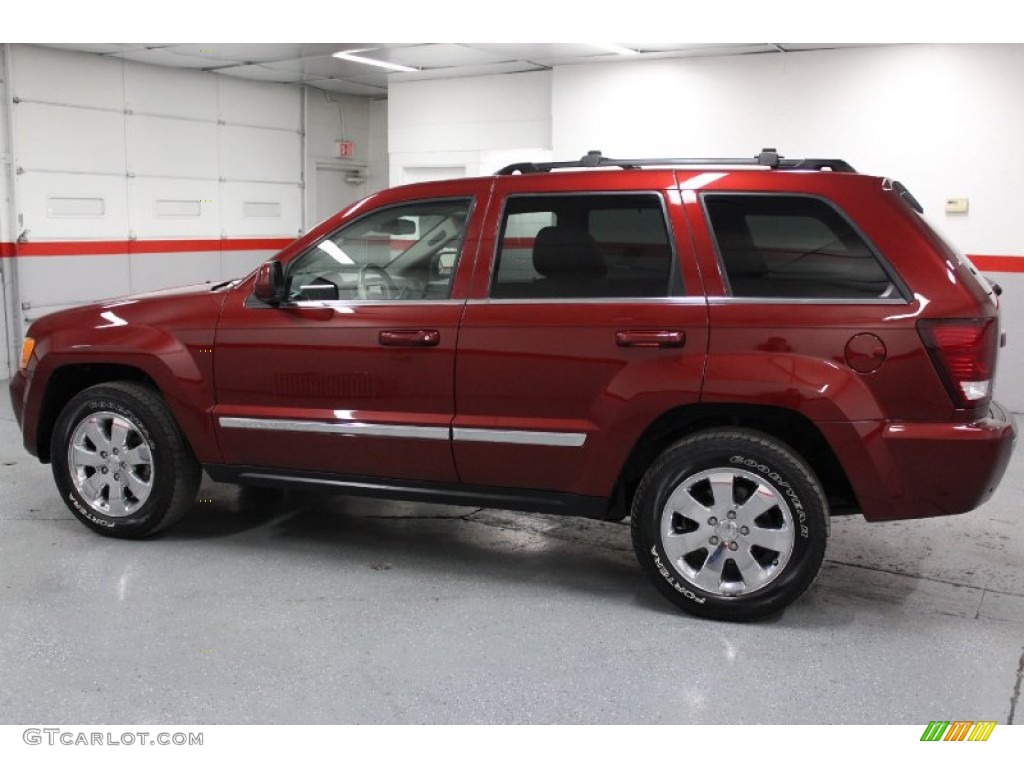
(659, 467), (795, 597)
(67, 411), (154, 517)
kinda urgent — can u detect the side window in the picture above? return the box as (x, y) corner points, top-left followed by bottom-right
(704, 194), (898, 299)
(286, 198), (472, 301)
(490, 194), (677, 299)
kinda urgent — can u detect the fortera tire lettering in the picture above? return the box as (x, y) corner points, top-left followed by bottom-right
(650, 546), (706, 604)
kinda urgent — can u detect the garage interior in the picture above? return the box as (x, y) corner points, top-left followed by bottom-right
(0, 42), (1022, 724)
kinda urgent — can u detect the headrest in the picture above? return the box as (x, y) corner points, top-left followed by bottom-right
(532, 226), (607, 279)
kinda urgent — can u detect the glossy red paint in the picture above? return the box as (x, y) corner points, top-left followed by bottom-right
(213, 285), (464, 482)
(9, 162), (1016, 528)
(11, 283), (229, 463)
(209, 178), (492, 483)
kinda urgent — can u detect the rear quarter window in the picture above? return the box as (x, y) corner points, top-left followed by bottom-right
(704, 194), (900, 300)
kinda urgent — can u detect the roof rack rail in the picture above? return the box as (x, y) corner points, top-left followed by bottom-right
(496, 148), (856, 175)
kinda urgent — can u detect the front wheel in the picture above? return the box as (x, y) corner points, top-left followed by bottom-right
(51, 382), (201, 538)
(631, 428), (828, 621)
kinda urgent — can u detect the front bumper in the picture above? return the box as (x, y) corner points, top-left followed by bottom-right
(8, 370), (27, 435)
(823, 400), (1017, 521)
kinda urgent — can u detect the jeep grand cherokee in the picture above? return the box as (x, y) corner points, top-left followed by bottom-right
(9, 149), (1016, 620)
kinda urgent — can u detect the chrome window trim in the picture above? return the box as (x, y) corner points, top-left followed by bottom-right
(489, 190), (683, 300)
(699, 191), (912, 302)
(707, 296), (910, 306)
(285, 195), (477, 303)
(219, 418), (588, 447)
(465, 296), (707, 306)
(289, 298), (467, 309)
(453, 427), (587, 447)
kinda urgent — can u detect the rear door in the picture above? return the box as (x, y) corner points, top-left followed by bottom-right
(452, 171), (709, 500)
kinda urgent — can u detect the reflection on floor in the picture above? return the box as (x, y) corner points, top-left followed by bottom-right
(0, 389), (1021, 724)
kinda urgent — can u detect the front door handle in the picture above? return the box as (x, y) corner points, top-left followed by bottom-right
(615, 330), (686, 348)
(379, 329), (440, 347)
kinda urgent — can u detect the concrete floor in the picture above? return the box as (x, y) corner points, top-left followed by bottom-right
(1, 386), (1021, 725)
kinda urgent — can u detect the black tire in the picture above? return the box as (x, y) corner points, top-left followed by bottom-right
(631, 428), (828, 621)
(51, 381), (201, 538)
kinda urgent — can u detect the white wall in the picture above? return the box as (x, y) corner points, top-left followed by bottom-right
(368, 99), (389, 194)
(304, 88), (387, 227)
(4, 44), (303, 333)
(0, 44), (385, 363)
(552, 44), (1024, 257)
(386, 45), (1024, 256)
(388, 71), (553, 184)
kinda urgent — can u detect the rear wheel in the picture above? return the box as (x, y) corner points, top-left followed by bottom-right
(631, 428), (828, 620)
(51, 382), (200, 538)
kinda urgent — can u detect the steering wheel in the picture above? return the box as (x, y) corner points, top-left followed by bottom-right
(357, 264), (398, 299)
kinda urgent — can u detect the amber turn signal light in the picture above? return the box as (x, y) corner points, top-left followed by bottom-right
(19, 337), (35, 370)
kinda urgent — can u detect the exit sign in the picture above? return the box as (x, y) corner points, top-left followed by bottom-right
(335, 140), (355, 159)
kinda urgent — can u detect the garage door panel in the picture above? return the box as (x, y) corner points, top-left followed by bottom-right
(220, 126), (301, 183)
(220, 182), (302, 238)
(127, 115), (218, 179)
(124, 61), (218, 121)
(13, 46), (124, 110)
(129, 251), (221, 294)
(16, 104), (126, 175)
(17, 254), (131, 310)
(128, 177), (220, 239)
(18, 173), (129, 240)
(218, 77), (300, 131)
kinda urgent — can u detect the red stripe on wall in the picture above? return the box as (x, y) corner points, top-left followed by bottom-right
(0, 238), (293, 258)
(968, 255), (1024, 273)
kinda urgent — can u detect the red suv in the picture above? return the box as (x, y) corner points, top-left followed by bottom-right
(8, 149), (1016, 620)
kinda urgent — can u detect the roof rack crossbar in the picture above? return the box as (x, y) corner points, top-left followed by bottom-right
(496, 148), (855, 175)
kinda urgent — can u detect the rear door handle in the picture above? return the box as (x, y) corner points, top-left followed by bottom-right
(615, 330), (686, 348)
(379, 329), (440, 347)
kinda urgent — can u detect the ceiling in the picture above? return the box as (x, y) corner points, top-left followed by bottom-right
(39, 43), (878, 99)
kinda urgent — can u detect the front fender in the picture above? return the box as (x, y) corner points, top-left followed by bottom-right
(21, 291), (225, 464)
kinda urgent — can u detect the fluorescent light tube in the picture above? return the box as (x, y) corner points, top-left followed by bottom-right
(332, 50), (418, 72)
(592, 43), (639, 56)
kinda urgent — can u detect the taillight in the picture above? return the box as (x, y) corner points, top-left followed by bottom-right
(918, 318), (998, 408)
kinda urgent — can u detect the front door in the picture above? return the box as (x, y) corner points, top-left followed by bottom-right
(212, 189), (486, 483)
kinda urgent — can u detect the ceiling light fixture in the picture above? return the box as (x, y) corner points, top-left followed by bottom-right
(592, 44), (639, 56)
(332, 50), (418, 73)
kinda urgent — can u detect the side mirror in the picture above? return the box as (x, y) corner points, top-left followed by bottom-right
(253, 261), (285, 305)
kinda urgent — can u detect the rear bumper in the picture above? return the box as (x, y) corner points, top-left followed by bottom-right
(823, 400), (1017, 521)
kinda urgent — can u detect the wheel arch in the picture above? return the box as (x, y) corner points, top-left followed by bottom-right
(612, 403), (857, 520)
(36, 364), (159, 462)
